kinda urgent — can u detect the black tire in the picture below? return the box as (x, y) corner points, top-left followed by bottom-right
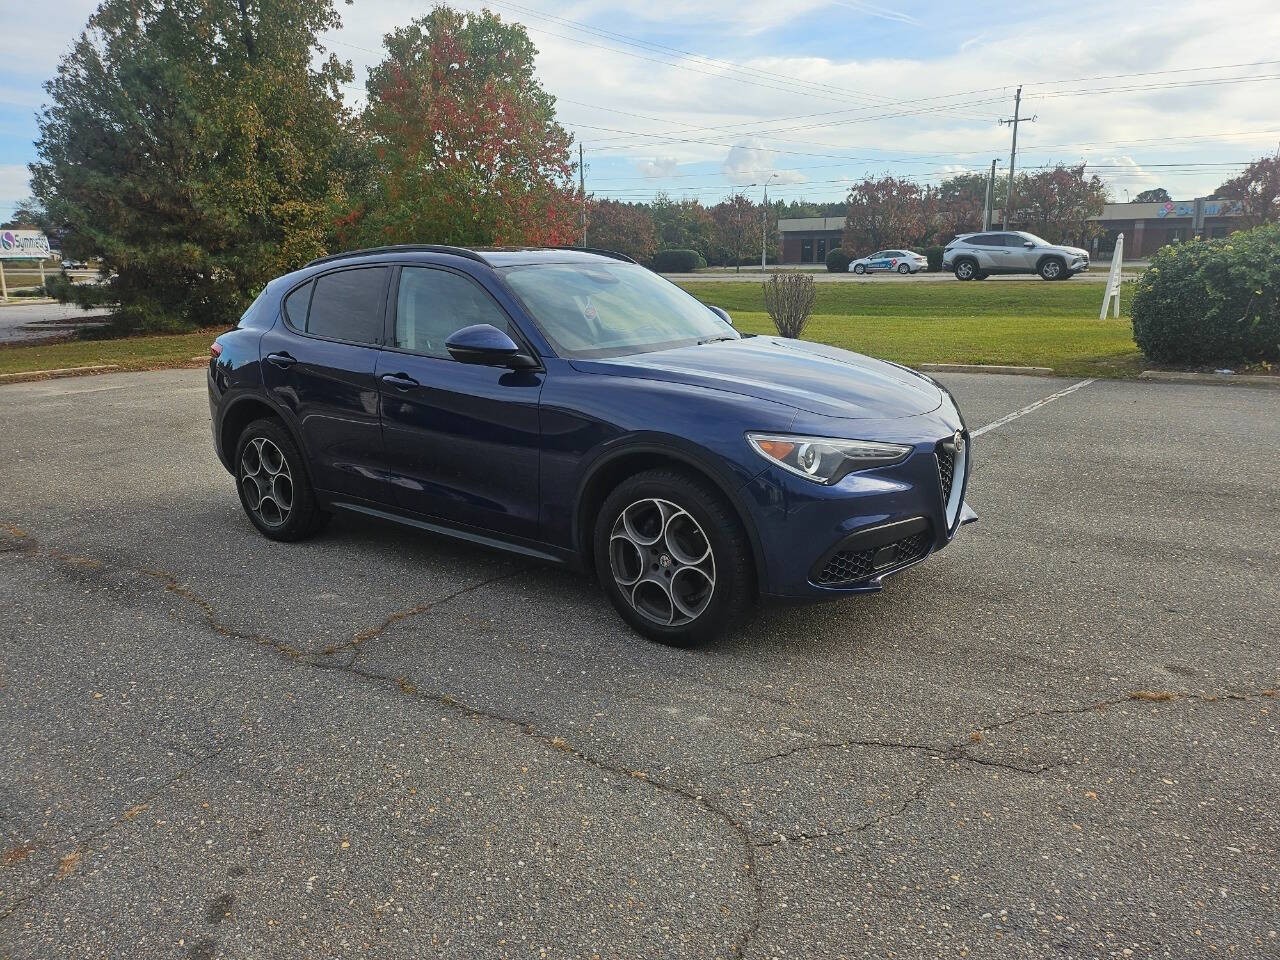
(897, 263), (910, 274)
(593, 468), (752, 646)
(1038, 257), (1065, 281)
(953, 258), (978, 281)
(852, 263), (866, 275)
(234, 418), (328, 542)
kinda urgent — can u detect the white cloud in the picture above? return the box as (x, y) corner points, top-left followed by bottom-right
(635, 156), (680, 177)
(0, 165), (32, 208)
(721, 140), (807, 184)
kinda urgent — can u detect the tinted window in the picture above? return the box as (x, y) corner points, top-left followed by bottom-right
(1000, 234), (1028, 247)
(307, 268), (389, 344)
(395, 267), (514, 359)
(283, 280), (312, 329)
(968, 234), (999, 246)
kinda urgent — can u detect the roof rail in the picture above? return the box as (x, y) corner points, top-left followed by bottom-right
(305, 244), (488, 268)
(551, 246), (638, 264)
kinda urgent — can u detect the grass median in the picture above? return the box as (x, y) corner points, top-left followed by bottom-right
(0, 328), (222, 378)
(0, 280), (1142, 380)
(677, 279), (1142, 378)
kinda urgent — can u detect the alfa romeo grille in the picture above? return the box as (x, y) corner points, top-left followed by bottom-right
(816, 531), (931, 586)
(937, 445), (956, 506)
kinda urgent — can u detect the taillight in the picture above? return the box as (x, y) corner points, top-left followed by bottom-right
(210, 342), (223, 360)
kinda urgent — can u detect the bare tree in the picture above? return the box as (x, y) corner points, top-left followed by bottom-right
(762, 272), (815, 338)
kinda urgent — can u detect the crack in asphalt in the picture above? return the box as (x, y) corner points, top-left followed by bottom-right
(5, 525), (1276, 958)
(0, 745), (227, 923)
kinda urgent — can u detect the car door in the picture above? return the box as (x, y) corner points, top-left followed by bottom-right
(1003, 233), (1038, 269)
(971, 235), (1011, 272)
(260, 265), (391, 503)
(377, 264), (545, 540)
(866, 251), (886, 272)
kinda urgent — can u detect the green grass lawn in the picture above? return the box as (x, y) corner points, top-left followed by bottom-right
(677, 280), (1142, 377)
(0, 328), (223, 378)
(0, 280), (1142, 380)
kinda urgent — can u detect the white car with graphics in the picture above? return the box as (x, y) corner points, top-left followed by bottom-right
(847, 249), (928, 275)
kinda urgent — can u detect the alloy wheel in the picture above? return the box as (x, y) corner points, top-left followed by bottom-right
(608, 498), (716, 626)
(240, 436), (294, 528)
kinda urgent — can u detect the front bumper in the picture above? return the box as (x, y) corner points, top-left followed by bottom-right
(741, 400), (974, 600)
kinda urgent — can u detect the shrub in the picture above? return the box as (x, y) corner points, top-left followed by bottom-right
(762, 271), (816, 338)
(651, 248), (706, 272)
(924, 245), (944, 272)
(825, 247), (852, 273)
(1130, 224), (1280, 366)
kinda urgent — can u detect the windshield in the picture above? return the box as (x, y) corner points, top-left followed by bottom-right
(499, 261), (738, 359)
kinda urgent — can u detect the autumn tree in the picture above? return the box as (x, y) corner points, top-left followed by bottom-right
(1009, 164), (1108, 245)
(586, 200), (657, 263)
(709, 193), (758, 270)
(650, 193), (717, 261)
(31, 0), (357, 332)
(1215, 156), (1280, 227)
(937, 172), (997, 238)
(1135, 187), (1171, 203)
(356, 7), (578, 247)
(841, 177), (926, 253)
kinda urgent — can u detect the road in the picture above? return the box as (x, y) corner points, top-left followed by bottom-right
(666, 270), (1119, 283)
(1, 369), (1277, 959)
(0, 300), (112, 344)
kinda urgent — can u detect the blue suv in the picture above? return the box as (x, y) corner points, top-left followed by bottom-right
(208, 245), (974, 644)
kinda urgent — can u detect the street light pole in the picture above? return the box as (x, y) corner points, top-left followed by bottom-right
(762, 173), (779, 272)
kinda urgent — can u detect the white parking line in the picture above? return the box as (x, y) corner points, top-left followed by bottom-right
(972, 378), (1096, 437)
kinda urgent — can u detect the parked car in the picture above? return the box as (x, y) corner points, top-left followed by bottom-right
(208, 245), (974, 644)
(943, 231), (1089, 280)
(848, 249), (929, 274)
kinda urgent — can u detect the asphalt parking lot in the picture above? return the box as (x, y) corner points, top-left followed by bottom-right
(1, 368), (1277, 959)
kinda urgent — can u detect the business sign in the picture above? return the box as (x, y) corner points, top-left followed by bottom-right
(0, 229), (51, 259)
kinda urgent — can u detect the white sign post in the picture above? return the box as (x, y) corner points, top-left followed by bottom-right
(1099, 232), (1123, 320)
(0, 229), (53, 302)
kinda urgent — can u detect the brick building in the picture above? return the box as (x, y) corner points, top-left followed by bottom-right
(777, 217), (845, 264)
(1087, 198), (1244, 259)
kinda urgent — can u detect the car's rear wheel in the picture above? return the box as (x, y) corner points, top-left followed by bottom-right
(953, 258), (978, 280)
(594, 469), (751, 645)
(897, 263), (910, 274)
(235, 418), (328, 542)
(1038, 257), (1065, 280)
(852, 263), (866, 275)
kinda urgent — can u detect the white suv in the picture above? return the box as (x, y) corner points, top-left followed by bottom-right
(943, 231), (1089, 281)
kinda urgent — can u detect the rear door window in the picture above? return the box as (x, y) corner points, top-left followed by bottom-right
(306, 268), (390, 344)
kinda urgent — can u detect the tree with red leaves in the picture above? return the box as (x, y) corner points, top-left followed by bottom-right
(354, 7), (578, 247)
(586, 199), (657, 264)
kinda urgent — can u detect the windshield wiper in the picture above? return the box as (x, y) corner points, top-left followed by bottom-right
(697, 335), (737, 345)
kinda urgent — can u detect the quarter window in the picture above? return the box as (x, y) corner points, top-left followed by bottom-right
(394, 267), (515, 359)
(306, 267), (389, 344)
(283, 280), (312, 329)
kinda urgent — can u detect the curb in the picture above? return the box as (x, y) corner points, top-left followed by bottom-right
(0, 364), (122, 384)
(918, 363), (1055, 376)
(1139, 370), (1280, 390)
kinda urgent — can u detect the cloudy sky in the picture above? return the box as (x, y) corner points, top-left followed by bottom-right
(4, 0), (1280, 219)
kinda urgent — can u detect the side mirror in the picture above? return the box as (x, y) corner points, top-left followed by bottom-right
(445, 324), (534, 368)
(1023, 240), (1035, 248)
(707, 305), (733, 326)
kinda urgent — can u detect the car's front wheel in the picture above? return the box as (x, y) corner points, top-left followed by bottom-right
(852, 263), (866, 275)
(235, 418), (328, 542)
(594, 469), (751, 645)
(1038, 257), (1065, 280)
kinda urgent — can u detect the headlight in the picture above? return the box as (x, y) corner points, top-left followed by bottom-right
(746, 432), (911, 484)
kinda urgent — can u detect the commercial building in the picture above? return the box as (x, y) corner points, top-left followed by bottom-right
(1087, 198), (1244, 259)
(777, 217), (845, 264)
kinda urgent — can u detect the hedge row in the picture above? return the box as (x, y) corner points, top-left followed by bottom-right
(651, 249), (708, 272)
(1130, 223), (1280, 366)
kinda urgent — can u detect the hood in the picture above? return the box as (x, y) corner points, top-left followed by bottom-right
(570, 336), (943, 420)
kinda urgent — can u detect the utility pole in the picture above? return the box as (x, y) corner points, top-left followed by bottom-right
(761, 173), (778, 272)
(998, 86), (1035, 230)
(579, 142), (586, 248)
(983, 158), (998, 231)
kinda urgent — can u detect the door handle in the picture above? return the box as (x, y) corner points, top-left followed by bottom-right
(380, 372), (420, 390)
(267, 351), (297, 368)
